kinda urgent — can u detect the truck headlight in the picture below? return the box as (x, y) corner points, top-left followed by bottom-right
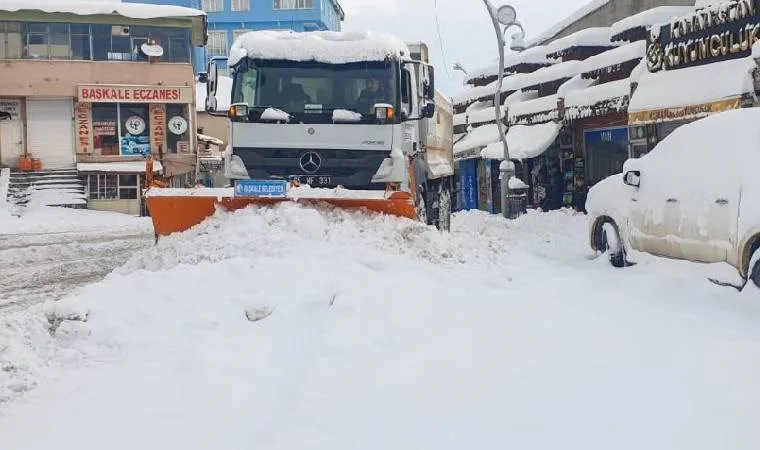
(229, 103), (249, 119)
(374, 105), (395, 121)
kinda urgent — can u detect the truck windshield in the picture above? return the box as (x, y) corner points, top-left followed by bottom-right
(231, 59), (398, 123)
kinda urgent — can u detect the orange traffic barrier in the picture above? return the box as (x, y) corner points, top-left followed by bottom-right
(30, 158), (42, 170)
(17, 155), (32, 171)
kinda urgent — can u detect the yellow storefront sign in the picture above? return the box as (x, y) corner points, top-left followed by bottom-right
(628, 97), (742, 124)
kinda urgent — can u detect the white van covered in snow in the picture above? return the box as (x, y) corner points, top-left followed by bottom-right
(587, 108), (760, 290)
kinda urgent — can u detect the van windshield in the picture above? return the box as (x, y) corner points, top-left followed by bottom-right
(231, 59), (398, 123)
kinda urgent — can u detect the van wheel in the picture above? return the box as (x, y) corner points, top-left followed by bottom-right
(750, 248), (760, 289)
(597, 221), (626, 268)
(434, 183), (452, 232)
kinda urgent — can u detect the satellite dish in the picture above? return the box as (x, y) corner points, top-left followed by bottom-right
(141, 42), (164, 58)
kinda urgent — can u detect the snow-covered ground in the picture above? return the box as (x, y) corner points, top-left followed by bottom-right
(1, 203), (759, 450)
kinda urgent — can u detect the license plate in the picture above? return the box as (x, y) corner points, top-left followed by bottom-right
(234, 179), (288, 197)
(289, 175), (332, 187)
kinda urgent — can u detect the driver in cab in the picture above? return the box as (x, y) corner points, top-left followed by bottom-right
(358, 78), (386, 114)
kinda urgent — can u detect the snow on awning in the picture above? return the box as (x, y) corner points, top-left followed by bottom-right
(0, 0), (205, 19)
(628, 57), (757, 124)
(520, 60), (585, 90)
(453, 123), (501, 159)
(564, 78), (631, 121)
(77, 161), (162, 173)
(453, 112), (467, 127)
(481, 122), (562, 161)
(465, 46), (557, 83)
(468, 105), (505, 126)
(609, 6), (694, 41)
(228, 30), (409, 67)
(580, 41), (645, 78)
(545, 27), (617, 58)
(453, 82), (498, 106)
(508, 94), (559, 125)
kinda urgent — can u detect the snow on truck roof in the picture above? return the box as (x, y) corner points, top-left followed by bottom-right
(228, 30), (411, 67)
(0, 0), (205, 19)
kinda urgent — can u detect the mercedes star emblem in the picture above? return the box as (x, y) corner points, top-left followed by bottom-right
(299, 151), (322, 174)
(307, 127), (316, 135)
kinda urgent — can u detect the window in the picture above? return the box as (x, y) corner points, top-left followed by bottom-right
(0, 22), (22, 59)
(274, 0), (313, 9)
(87, 174), (138, 200)
(24, 23), (72, 59)
(232, 0), (250, 11)
(202, 0), (224, 12)
(70, 24), (91, 60)
(92, 105), (120, 156)
(120, 104), (151, 156)
(207, 30), (228, 57)
(166, 105), (190, 154)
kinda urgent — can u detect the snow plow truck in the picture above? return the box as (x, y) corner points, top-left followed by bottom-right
(144, 30), (455, 237)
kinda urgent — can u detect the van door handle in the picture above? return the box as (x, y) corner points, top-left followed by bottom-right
(715, 199), (729, 205)
(666, 198), (678, 203)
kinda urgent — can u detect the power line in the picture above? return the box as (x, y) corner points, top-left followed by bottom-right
(433, 0), (453, 82)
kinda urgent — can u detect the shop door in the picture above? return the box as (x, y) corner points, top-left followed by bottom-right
(584, 127), (629, 185)
(26, 98), (75, 169)
(0, 120), (24, 167)
(459, 159), (478, 210)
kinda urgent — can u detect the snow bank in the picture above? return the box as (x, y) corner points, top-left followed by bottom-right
(628, 57), (757, 115)
(228, 30), (409, 67)
(564, 78), (631, 120)
(196, 76), (233, 112)
(0, 0), (204, 19)
(610, 6), (695, 39)
(528, 0), (611, 46)
(546, 27), (616, 57)
(0, 205), (152, 235)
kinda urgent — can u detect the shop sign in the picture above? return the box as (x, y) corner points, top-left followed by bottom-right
(168, 115), (188, 135)
(0, 99), (21, 120)
(150, 104), (167, 153)
(629, 97), (742, 124)
(647, 0), (760, 72)
(177, 141), (190, 153)
(124, 115), (146, 135)
(75, 102), (93, 154)
(93, 121), (117, 136)
(77, 85), (193, 104)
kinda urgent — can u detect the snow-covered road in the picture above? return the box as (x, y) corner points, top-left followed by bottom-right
(1, 204), (759, 450)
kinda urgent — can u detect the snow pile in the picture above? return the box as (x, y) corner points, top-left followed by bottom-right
(628, 57), (757, 115)
(195, 76), (233, 112)
(0, 0), (204, 19)
(482, 122), (561, 161)
(609, 6), (695, 39)
(564, 78), (631, 120)
(545, 27), (616, 57)
(507, 94), (559, 123)
(228, 30), (409, 67)
(0, 205), (152, 235)
(26, 189), (86, 208)
(580, 40), (645, 75)
(508, 177), (529, 190)
(453, 123), (501, 156)
(520, 60), (584, 89)
(528, 0), (611, 46)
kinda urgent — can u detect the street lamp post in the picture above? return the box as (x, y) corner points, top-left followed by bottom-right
(483, 0), (526, 219)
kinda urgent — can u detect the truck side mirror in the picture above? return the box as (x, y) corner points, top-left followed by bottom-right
(424, 65), (435, 101)
(206, 59), (218, 112)
(422, 102), (435, 118)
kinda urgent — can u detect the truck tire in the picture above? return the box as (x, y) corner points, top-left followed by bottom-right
(435, 183), (452, 232)
(750, 247), (760, 289)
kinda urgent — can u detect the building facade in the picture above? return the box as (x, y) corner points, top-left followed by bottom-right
(0, 3), (206, 215)
(124, 0), (345, 72)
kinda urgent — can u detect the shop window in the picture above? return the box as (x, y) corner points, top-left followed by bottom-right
(207, 31), (228, 57)
(0, 22), (22, 59)
(92, 104), (120, 156)
(88, 174), (139, 200)
(166, 105), (190, 154)
(274, 0), (313, 9)
(118, 175), (139, 199)
(120, 104), (151, 156)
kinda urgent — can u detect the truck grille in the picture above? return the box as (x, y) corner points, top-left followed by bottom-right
(233, 147), (391, 190)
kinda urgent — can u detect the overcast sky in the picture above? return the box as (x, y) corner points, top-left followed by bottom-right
(339, 0), (596, 97)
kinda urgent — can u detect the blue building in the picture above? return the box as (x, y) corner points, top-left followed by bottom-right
(123, 0), (345, 72)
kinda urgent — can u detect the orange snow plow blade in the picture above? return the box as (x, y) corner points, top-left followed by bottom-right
(144, 186), (417, 237)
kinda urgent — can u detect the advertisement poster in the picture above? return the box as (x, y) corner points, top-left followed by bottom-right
(149, 104), (166, 153)
(74, 102), (93, 154)
(458, 159), (478, 211)
(0, 99), (21, 120)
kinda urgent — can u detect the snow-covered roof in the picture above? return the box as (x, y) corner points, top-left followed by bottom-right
(527, 0), (611, 47)
(196, 76), (233, 112)
(557, 74), (595, 99)
(465, 46), (556, 83)
(0, 0), (205, 19)
(453, 82), (497, 106)
(564, 78), (631, 120)
(481, 122), (561, 161)
(77, 161), (162, 173)
(453, 123), (501, 157)
(628, 57), (757, 117)
(508, 94), (559, 124)
(520, 60), (585, 90)
(453, 112), (467, 127)
(580, 41), (645, 77)
(546, 27), (616, 57)
(468, 105), (505, 125)
(609, 6), (694, 41)
(504, 89), (538, 109)
(228, 30), (409, 67)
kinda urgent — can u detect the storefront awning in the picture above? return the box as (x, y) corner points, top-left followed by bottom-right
(77, 161), (162, 173)
(507, 94), (559, 125)
(453, 123), (501, 160)
(628, 57), (757, 125)
(481, 122), (562, 161)
(564, 78), (631, 120)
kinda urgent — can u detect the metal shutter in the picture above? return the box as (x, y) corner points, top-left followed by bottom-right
(26, 98), (75, 169)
